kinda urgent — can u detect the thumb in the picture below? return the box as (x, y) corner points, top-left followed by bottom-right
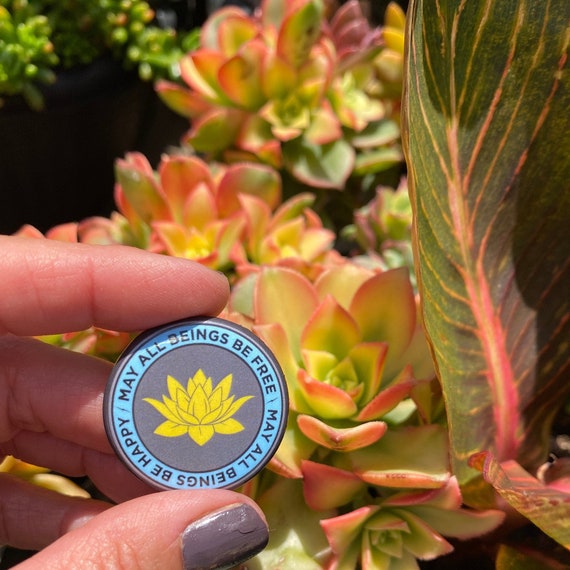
(17, 490), (269, 570)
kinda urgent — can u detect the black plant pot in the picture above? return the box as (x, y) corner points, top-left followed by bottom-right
(0, 57), (189, 235)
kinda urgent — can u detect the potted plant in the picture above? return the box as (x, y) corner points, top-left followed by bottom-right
(5, 0), (569, 568)
(0, 0), (201, 234)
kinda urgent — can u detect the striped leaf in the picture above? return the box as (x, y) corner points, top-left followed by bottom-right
(402, 0), (570, 491)
(470, 452), (570, 548)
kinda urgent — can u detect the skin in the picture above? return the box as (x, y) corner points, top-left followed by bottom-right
(0, 236), (266, 568)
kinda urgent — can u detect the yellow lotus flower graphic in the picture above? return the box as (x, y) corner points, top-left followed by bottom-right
(143, 369), (254, 446)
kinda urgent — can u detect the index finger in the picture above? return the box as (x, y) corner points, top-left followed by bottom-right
(0, 236), (229, 336)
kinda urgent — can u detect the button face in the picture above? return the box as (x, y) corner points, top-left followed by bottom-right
(104, 317), (288, 490)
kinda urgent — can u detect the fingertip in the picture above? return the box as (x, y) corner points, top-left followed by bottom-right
(200, 268), (231, 317)
(182, 502), (268, 570)
(0, 238), (231, 335)
(23, 490), (267, 570)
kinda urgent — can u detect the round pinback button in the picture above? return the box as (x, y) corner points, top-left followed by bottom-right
(103, 317), (288, 491)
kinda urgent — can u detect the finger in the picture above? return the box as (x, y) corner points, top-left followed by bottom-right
(3, 430), (154, 504)
(0, 335), (113, 454)
(12, 488), (268, 570)
(0, 474), (112, 550)
(0, 236), (229, 336)
(0, 336), (154, 502)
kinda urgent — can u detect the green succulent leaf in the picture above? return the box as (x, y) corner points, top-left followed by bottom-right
(250, 478), (333, 569)
(115, 159), (169, 223)
(347, 425), (451, 489)
(277, 0), (324, 69)
(353, 146), (403, 176)
(403, 0), (570, 496)
(348, 119), (401, 150)
(187, 108), (244, 153)
(283, 137), (355, 189)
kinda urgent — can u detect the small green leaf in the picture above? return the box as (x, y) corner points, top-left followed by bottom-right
(187, 108), (244, 153)
(283, 138), (355, 189)
(277, 0), (323, 68)
(353, 147), (403, 176)
(348, 119), (401, 149)
(348, 425), (451, 488)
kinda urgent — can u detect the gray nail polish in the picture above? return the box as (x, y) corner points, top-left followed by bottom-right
(182, 504), (269, 570)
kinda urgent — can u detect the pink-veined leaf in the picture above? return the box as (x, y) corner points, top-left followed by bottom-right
(496, 543), (570, 569)
(470, 452), (570, 549)
(403, 0), (570, 494)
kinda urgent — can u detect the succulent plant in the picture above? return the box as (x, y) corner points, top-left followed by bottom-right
(0, 3), (57, 109)
(343, 177), (416, 286)
(320, 476), (504, 570)
(73, 151), (345, 282)
(75, 152), (280, 271)
(227, 262), (438, 478)
(0, 0), (197, 109)
(157, 0), (403, 190)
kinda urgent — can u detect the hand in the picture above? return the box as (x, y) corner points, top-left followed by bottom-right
(0, 236), (269, 569)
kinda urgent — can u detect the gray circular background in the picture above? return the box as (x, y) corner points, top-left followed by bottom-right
(132, 344), (263, 472)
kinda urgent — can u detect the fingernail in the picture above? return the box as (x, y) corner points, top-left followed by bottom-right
(182, 504), (268, 570)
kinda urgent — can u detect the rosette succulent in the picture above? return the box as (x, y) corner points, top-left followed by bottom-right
(157, 0), (403, 190)
(319, 477), (504, 570)
(343, 178), (415, 285)
(73, 151), (343, 282)
(229, 262), (437, 477)
(247, 444), (503, 569)
(233, 191), (341, 279)
(77, 151), (281, 272)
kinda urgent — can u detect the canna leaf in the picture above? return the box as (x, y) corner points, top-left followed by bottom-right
(470, 452), (570, 549)
(403, 0), (570, 491)
(495, 543), (570, 569)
